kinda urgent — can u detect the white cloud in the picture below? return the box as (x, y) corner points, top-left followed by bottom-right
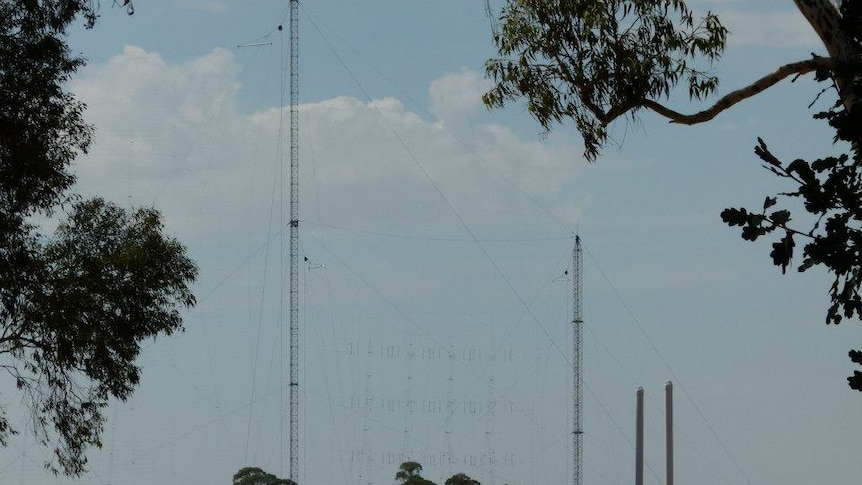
(476, 124), (583, 199)
(71, 47), (586, 245)
(428, 69), (490, 129)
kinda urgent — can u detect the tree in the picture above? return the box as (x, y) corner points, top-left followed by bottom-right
(445, 473), (481, 485)
(396, 461), (438, 485)
(233, 467), (297, 485)
(395, 462), (481, 485)
(484, 0), (862, 391)
(0, 0), (196, 475)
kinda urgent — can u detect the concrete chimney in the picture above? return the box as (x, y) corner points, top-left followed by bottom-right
(636, 386), (644, 485)
(665, 381), (673, 485)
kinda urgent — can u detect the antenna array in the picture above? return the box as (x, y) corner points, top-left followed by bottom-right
(288, 0), (300, 481)
(572, 236), (583, 485)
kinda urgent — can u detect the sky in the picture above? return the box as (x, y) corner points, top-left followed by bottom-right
(3, 1), (861, 485)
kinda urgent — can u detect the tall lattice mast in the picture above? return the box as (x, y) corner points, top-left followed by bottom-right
(572, 235), (583, 485)
(288, 0), (300, 481)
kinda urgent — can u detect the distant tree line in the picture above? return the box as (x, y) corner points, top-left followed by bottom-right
(233, 461), (491, 485)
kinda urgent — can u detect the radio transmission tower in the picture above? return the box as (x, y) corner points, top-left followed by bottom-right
(288, 0), (300, 481)
(572, 236), (583, 485)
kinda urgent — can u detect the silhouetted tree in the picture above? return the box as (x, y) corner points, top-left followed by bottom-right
(445, 472), (481, 485)
(395, 461), (482, 485)
(396, 461), (438, 485)
(233, 467), (296, 485)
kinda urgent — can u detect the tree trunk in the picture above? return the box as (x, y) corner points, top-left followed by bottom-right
(793, 0), (859, 110)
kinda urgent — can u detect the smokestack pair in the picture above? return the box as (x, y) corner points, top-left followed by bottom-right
(635, 382), (673, 485)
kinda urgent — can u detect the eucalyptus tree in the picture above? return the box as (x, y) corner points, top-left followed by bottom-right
(396, 461), (438, 485)
(395, 461), (482, 485)
(0, 0), (196, 474)
(445, 472), (482, 485)
(233, 467), (297, 485)
(484, 0), (862, 391)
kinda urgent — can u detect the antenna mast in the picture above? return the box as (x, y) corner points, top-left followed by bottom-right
(572, 235), (583, 485)
(288, 0), (300, 481)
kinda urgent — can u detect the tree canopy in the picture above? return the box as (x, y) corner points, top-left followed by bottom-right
(395, 461), (481, 485)
(233, 467), (297, 485)
(396, 461), (438, 485)
(484, 0), (728, 161)
(484, 0), (862, 391)
(445, 473), (482, 485)
(0, 0), (196, 474)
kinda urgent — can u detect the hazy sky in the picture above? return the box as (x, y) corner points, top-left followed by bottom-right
(4, 1), (861, 485)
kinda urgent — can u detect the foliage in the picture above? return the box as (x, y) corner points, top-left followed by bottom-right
(485, 0), (862, 391)
(233, 467), (297, 485)
(2, 199), (197, 472)
(396, 461), (438, 485)
(721, 53), (862, 390)
(395, 461), (481, 485)
(0, 0), (195, 474)
(483, 0), (727, 161)
(445, 473), (481, 485)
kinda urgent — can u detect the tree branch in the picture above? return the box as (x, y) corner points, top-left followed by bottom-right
(791, 0), (860, 123)
(548, 50), (610, 123)
(637, 57), (836, 125)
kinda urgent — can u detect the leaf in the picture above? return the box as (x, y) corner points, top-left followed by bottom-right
(754, 138), (781, 167)
(811, 156), (839, 172)
(849, 371), (862, 392)
(798, 257), (816, 272)
(787, 159), (815, 182)
(770, 209), (791, 226)
(741, 225), (765, 241)
(769, 232), (794, 273)
(763, 196), (777, 209)
(720, 207), (747, 226)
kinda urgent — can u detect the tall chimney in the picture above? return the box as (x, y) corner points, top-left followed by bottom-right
(665, 381), (673, 485)
(636, 386), (644, 485)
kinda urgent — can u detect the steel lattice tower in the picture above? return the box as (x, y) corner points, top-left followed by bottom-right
(572, 236), (583, 485)
(288, 0), (300, 481)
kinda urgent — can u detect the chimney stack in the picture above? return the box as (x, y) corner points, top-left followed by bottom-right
(636, 387), (644, 485)
(665, 381), (673, 485)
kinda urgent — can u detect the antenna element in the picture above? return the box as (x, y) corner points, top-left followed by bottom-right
(288, 0), (300, 482)
(572, 235), (584, 485)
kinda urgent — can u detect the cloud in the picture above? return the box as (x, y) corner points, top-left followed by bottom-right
(720, 9), (821, 48)
(428, 69), (490, 129)
(71, 47), (586, 246)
